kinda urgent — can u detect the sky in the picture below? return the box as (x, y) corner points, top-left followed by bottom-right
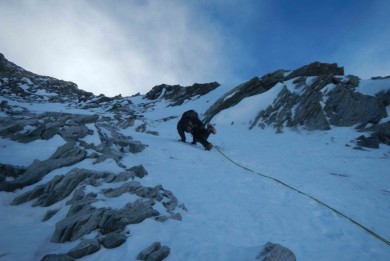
(1, 0), (390, 97)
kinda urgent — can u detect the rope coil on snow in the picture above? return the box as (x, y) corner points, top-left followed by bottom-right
(214, 146), (390, 247)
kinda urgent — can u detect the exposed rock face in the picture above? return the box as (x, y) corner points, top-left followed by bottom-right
(324, 84), (386, 127)
(67, 239), (101, 259)
(256, 241), (296, 261)
(0, 109), (147, 192)
(145, 82), (220, 106)
(0, 112), (98, 143)
(9, 163), (181, 259)
(10, 164), (182, 244)
(101, 231), (127, 249)
(137, 242), (171, 261)
(356, 121), (390, 148)
(0, 53), (93, 104)
(204, 62), (389, 148)
(40, 254), (74, 261)
(203, 62), (344, 124)
(0, 143), (86, 192)
(248, 74), (388, 138)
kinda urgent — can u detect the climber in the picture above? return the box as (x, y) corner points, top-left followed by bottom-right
(177, 110), (216, 151)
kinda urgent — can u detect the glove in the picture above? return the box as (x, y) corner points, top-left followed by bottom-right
(207, 123), (216, 134)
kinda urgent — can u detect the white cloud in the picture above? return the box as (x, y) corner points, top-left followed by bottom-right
(0, 0), (231, 96)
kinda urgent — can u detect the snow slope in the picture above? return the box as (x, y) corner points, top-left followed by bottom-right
(0, 81), (390, 261)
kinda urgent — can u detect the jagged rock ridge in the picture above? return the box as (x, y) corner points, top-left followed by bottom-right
(144, 82), (220, 106)
(203, 62), (389, 148)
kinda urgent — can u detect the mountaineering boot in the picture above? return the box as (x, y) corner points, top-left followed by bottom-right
(205, 143), (213, 151)
(207, 123), (216, 134)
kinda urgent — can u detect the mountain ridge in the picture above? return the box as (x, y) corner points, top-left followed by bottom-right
(0, 53), (389, 261)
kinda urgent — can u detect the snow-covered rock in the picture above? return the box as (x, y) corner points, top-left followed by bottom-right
(1, 53), (389, 260)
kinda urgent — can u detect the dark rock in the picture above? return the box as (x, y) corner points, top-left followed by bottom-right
(52, 206), (105, 243)
(324, 85), (386, 127)
(356, 121), (390, 148)
(99, 199), (159, 234)
(371, 75), (390, 80)
(129, 165), (149, 178)
(42, 209), (60, 221)
(344, 74), (360, 87)
(110, 171), (137, 182)
(12, 169), (106, 206)
(204, 74), (283, 123)
(0, 143), (86, 192)
(31, 169), (102, 207)
(1, 53), (93, 103)
(256, 241), (296, 261)
(250, 75), (334, 131)
(372, 121), (390, 145)
(137, 242), (170, 261)
(376, 89), (390, 107)
(40, 254), (74, 261)
(356, 135), (380, 149)
(67, 239), (100, 259)
(101, 231), (127, 248)
(59, 125), (90, 140)
(11, 184), (46, 205)
(95, 123), (147, 164)
(145, 82), (220, 106)
(206, 61), (386, 137)
(0, 163), (26, 178)
(52, 198), (159, 242)
(103, 181), (142, 198)
(146, 246), (170, 261)
(204, 62), (343, 123)
(286, 61), (344, 79)
(137, 242), (161, 260)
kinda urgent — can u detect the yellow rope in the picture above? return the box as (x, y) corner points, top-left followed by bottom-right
(214, 146), (390, 246)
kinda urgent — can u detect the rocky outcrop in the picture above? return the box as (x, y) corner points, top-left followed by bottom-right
(355, 121), (390, 149)
(0, 108), (147, 192)
(204, 62), (389, 148)
(256, 242), (296, 261)
(137, 242), (171, 261)
(203, 62), (344, 124)
(0, 142), (86, 192)
(0, 53), (35, 78)
(40, 254), (74, 261)
(10, 163), (182, 259)
(1, 53), (94, 104)
(101, 231), (127, 249)
(0, 112), (98, 143)
(248, 74), (388, 144)
(324, 83), (386, 127)
(145, 82), (220, 106)
(11, 164), (182, 243)
(67, 239), (101, 259)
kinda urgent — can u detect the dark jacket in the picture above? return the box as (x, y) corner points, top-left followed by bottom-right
(177, 111), (211, 146)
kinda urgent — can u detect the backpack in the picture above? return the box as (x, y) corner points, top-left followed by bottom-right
(182, 110), (198, 119)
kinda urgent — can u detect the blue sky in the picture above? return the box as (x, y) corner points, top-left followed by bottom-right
(1, 0), (389, 96)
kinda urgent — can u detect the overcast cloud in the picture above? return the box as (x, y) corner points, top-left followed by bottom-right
(1, 0), (389, 97)
(0, 0), (230, 96)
